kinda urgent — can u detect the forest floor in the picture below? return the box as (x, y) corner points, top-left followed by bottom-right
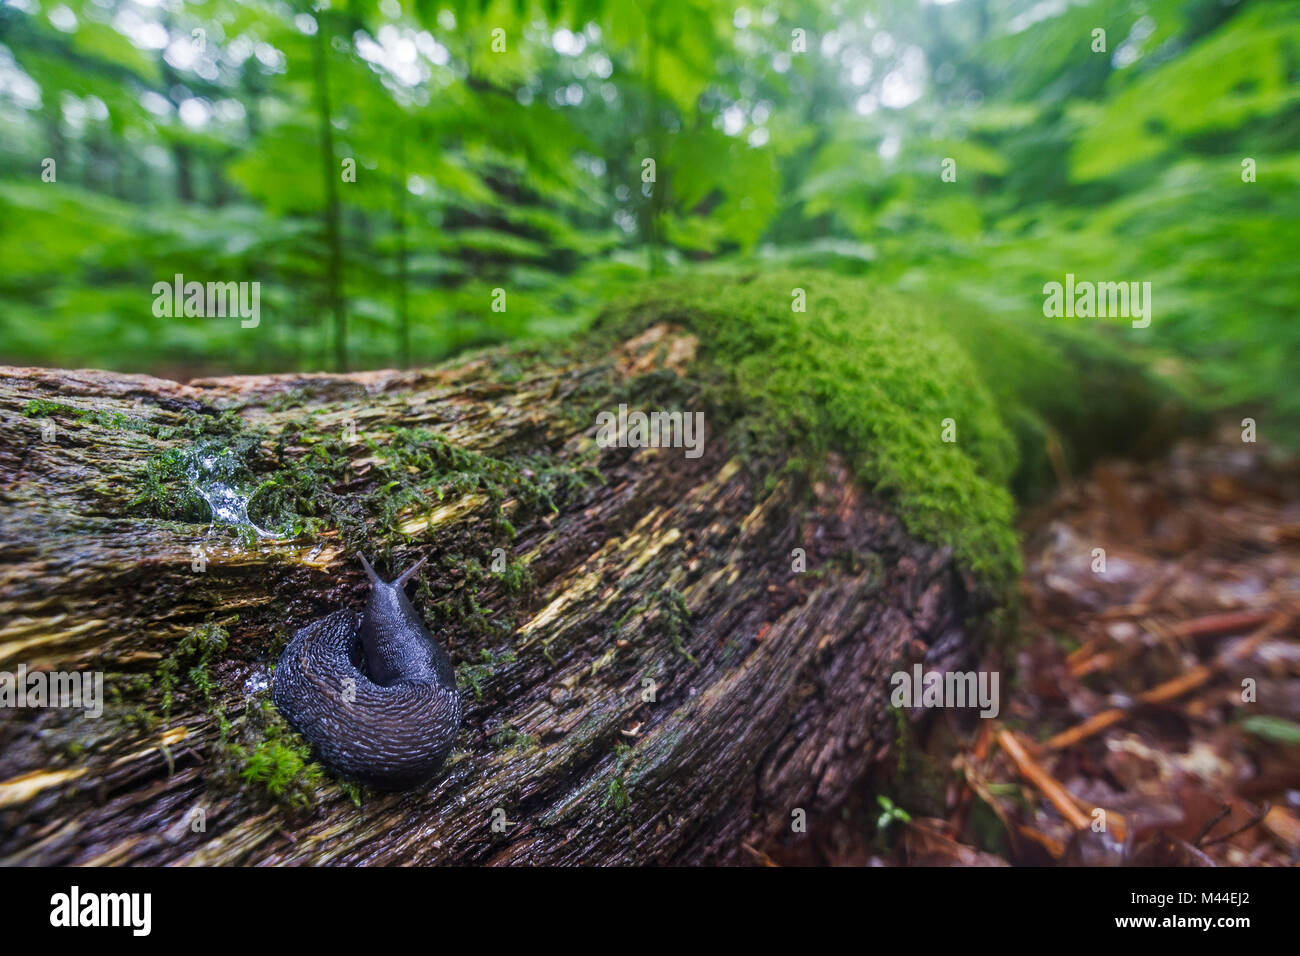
(801, 425), (1300, 866)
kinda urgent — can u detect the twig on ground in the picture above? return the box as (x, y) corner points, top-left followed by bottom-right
(996, 729), (1090, 831)
(1044, 613), (1291, 751)
(1200, 803), (1270, 849)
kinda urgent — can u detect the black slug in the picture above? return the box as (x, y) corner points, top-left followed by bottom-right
(272, 554), (462, 790)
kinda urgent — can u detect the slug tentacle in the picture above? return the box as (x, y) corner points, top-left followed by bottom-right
(272, 554), (461, 790)
(393, 555), (427, 586)
(357, 553), (382, 586)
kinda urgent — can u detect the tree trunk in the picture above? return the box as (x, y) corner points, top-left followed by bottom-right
(0, 323), (992, 865)
(312, 15), (347, 372)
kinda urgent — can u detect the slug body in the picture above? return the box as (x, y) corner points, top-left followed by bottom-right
(273, 555), (462, 790)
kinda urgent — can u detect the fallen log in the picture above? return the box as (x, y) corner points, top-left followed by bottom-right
(0, 273), (1196, 864)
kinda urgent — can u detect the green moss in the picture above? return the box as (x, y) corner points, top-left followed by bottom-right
(603, 777), (630, 811)
(131, 446), (207, 521)
(357, 426), (595, 549)
(22, 398), (71, 418)
(23, 398), (156, 434)
(655, 588), (695, 663)
(613, 587), (696, 662)
(156, 622), (230, 720)
(62, 740), (86, 760)
(212, 699), (324, 811)
(339, 779), (366, 807)
(458, 647), (517, 701)
(497, 557), (532, 595)
(261, 388), (310, 412)
(429, 578), (498, 640)
(131, 409), (598, 558)
(91, 621), (331, 812)
(601, 741), (634, 812)
(594, 272), (1023, 592)
(807, 548), (885, 587)
(491, 723), (538, 751)
(23, 398), (253, 446)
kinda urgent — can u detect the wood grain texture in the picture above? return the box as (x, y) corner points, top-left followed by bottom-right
(0, 332), (989, 865)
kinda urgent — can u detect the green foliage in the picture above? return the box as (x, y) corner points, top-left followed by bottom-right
(0, 0), (1290, 437)
(876, 794), (912, 831)
(1239, 716), (1300, 746)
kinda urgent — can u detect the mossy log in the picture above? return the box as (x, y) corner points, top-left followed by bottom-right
(0, 275), (1194, 865)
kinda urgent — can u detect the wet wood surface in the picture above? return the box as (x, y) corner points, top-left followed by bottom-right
(0, 331), (987, 864)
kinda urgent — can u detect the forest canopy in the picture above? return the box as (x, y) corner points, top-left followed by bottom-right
(0, 0), (1296, 437)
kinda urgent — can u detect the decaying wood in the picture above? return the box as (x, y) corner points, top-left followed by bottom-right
(0, 328), (991, 865)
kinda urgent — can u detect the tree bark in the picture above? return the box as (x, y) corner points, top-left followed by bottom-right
(0, 325), (990, 865)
